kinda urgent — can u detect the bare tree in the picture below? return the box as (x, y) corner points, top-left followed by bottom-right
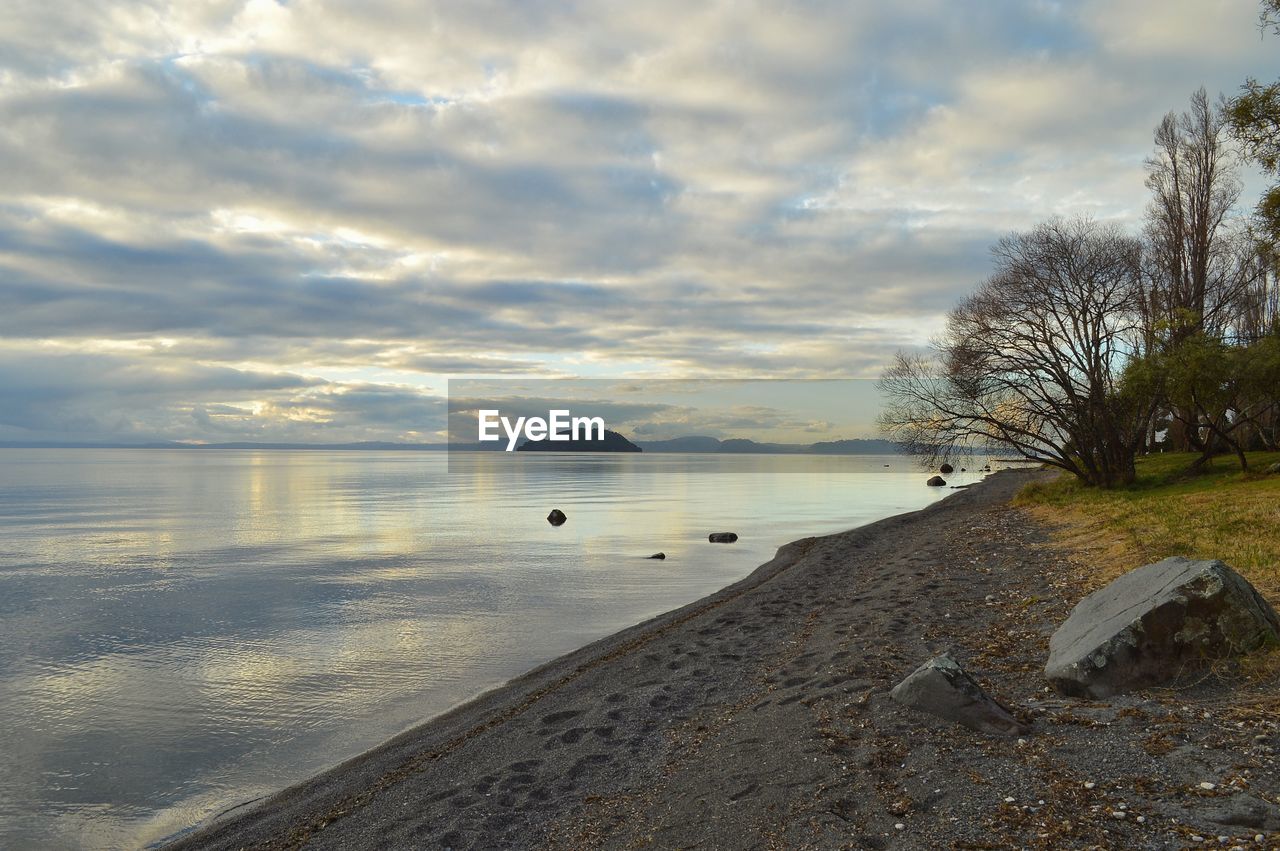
(1142, 88), (1248, 341)
(878, 219), (1151, 488)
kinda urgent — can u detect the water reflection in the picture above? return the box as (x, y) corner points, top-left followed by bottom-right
(0, 450), (973, 849)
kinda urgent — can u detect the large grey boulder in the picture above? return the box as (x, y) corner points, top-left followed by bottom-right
(1045, 557), (1280, 698)
(926, 476), (946, 487)
(890, 654), (1029, 736)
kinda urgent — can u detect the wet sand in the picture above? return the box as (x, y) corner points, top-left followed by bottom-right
(169, 470), (1280, 849)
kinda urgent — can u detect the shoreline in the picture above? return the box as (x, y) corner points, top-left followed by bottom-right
(168, 469), (1280, 849)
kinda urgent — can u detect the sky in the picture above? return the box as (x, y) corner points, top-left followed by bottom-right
(0, 0), (1275, 444)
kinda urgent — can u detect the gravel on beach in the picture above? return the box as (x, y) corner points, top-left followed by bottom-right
(170, 470), (1280, 850)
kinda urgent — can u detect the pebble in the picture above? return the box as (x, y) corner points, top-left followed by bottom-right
(1110, 810), (1126, 819)
(1199, 782), (1216, 790)
(894, 823), (905, 830)
(1083, 781), (1096, 790)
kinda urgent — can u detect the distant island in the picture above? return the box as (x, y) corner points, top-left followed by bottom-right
(515, 429), (642, 452)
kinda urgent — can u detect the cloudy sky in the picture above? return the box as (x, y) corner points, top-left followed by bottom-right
(0, 0), (1274, 443)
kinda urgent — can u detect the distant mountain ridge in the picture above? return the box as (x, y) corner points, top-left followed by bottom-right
(635, 436), (902, 455)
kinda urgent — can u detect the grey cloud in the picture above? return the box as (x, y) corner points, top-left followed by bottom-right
(0, 0), (1274, 441)
(0, 349), (442, 443)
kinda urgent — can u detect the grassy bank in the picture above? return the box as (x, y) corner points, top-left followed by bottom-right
(1014, 451), (1280, 598)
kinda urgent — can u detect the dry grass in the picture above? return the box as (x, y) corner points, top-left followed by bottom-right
(1015, 451), (1280, 707)
(1014, 451), (1280, 599)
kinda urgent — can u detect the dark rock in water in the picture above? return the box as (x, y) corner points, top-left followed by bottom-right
(708, 532), (738, 543)
(1045, 557), (1280, 698)
(546, 509), (567, 526)
(648, 552), (666, 560)
(890, 654), (1029, 736)
(960, 467), (967, 472)
(939, 463), (954, 474)
(926, 476), (946, 486)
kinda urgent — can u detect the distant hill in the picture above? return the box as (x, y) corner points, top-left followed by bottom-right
(635, 436), (902, 455)
(515, 429), (642, 453)
(633, 435), (723, 453)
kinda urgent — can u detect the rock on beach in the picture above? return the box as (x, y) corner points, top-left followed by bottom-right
(890, 654), (1029, 736)
(1045, 557), (1280, 698)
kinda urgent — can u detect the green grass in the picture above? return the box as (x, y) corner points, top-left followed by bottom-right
(1015, 451), (1280, 597)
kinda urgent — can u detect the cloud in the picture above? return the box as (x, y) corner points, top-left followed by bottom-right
(0, 0), (1272, 441)
(0, 348), (446, 443)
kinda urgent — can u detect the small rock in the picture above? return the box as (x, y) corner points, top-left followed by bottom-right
(1111, 810), (1126, 819)
(1202, 793), (1280, 830)
(648, 552), (666, 560)
(1200, 782), (1217, 791)
(926, 475), (947, 487)
(1084, 781), (1096, 790)
(889, 654), (1029, 736)
(939, 463), (954, 474)
(708, 532), (738, 543)
(546, 509), (567, 526)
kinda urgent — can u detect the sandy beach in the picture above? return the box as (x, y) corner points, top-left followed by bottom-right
(169, 470), (1280, 850)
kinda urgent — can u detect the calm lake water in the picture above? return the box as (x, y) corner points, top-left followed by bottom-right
(0, 450), (980, 850)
